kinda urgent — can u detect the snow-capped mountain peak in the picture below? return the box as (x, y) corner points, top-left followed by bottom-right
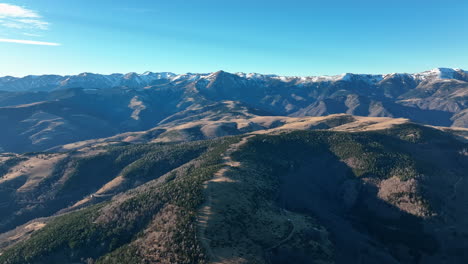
(412, 67), (467, 81)
(0, 68), (466, 92)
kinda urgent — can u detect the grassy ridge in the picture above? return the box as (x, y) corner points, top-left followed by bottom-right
(0, 137), (240, 264)
(0, 123), (466, 263)
(0, 156), (27, 177)
(97, 136), (240, 263)
(0, 141), (210, 234)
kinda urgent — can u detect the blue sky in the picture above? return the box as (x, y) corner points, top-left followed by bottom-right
(0, 0), (467, 77)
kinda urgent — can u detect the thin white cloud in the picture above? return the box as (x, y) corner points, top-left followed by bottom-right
(0, 38), (60, 46)
(16, 19), (49, 30)
(23, 32), (42, 37)
(0, 3), (39, 18)
(0, 3), (49, 30)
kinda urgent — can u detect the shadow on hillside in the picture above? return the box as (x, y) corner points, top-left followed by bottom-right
(215, 134), (442, 264)
(274, 152), (438, 264)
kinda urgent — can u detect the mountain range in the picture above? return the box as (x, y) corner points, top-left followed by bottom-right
(0, 68), (468, 264)
(0, 68), (467, 153)
(1, 68), (467, 92)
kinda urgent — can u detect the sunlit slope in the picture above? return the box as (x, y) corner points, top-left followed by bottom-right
(0, 122), (467, 263)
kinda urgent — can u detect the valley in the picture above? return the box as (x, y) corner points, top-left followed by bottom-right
(0, 68), (467, 263)
(0, 68), (467, 153)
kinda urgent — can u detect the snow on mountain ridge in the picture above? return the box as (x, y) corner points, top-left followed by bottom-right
(231, 67), (466, 84)
(0, 68), (466, 91)
(411, 68), (467, 81)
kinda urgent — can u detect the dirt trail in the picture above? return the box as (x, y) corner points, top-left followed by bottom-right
(451, 177), (463, 200)
(197, 135), (254, 263)
(265, 209), (296, 251)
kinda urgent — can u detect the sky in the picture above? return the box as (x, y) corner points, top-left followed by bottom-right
(0, 0), (467, 77)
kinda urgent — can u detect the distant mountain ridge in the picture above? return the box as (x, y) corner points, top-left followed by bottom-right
(1, 69), (468, 263)
(1, 68), (467, 91)
(0, 67), (467, 152)
(0, 71), (177, 91)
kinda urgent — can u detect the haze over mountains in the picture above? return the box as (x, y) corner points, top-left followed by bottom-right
(0, 68), (467, 153)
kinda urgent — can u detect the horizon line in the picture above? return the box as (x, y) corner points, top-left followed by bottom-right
(1, 67), (466, 79)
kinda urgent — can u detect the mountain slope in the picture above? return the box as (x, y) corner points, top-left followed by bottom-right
(0, 86), (192, 153)
(1, 67), (467, 263)
(0, 118), (467, 263)
(0, 68), (467, 153)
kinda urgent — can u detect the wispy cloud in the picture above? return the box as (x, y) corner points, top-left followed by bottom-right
(0, 38), (60, 46)
(0, 3), (59, 45)
(0, 3), (39, 17)
(0, 3), (49, 30)
(22, 32), (42, 37)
